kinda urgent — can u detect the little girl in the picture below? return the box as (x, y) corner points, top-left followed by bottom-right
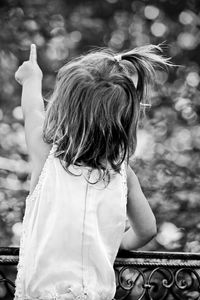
(14, 43), (172, 300)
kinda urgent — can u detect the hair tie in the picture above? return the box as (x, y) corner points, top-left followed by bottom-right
(114, 55), (121, 63)
(140, 103), (151, 108)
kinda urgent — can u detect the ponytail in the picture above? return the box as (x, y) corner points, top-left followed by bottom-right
(115, 44), (174, 104)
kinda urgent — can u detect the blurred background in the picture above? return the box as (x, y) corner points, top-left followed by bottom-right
(0, 0), (200, 254)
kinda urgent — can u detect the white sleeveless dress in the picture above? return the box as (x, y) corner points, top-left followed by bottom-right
(14, 144), (127, 300)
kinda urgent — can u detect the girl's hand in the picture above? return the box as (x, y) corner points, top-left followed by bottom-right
(15, 44), (43, 85)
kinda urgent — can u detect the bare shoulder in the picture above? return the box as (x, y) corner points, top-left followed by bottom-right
(24, 109), (53, 194)
(24, 111), (51, 164)
(127, 165), (141, 190)
(29, 126), (52, 164)
(28, 131), (52, 194)
(29, 144), (52, 194)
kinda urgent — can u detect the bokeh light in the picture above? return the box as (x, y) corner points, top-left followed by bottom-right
(186, 71), (200, 87)
(144, 5), (159, 20)
(151, 22), (167, 37)
(179, 10), (194, 25)
(177, 32), (197, 49)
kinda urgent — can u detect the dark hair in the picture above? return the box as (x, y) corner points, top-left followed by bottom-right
(43, 44), (173, 182)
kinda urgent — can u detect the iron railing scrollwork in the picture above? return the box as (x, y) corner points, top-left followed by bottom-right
(0, 247), (200, 300)
(114, 250), (200, 300)
(0, 247), (19, 299)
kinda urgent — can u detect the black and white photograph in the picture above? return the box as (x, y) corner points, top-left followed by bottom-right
(0, 0), (200, 299)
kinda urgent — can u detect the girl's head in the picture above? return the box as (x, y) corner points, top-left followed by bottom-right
(43, 44), (172, 177)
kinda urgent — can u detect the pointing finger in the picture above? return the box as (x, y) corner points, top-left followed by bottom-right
(29, 44), (37, 62)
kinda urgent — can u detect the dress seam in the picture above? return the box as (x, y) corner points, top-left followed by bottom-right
(80, 174), (90, 299)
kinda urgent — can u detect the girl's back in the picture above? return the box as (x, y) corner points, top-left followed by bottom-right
(14, 43), (173, 300)
(14, 144), (127, 300)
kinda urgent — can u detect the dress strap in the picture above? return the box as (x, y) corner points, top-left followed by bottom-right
(26, 143), (56, 200)
(49, 143), (57, 155)
(121, 161), (128, 204)
(121, 161), (130, 231)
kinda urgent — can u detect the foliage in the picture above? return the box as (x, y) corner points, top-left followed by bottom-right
(0, 0), (200, 255)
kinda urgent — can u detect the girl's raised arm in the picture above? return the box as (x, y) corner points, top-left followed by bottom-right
(15, 44), (51, 192)
(120, 165), (157, 250)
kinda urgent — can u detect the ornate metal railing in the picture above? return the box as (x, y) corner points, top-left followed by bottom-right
(0, 247), (200, 300)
